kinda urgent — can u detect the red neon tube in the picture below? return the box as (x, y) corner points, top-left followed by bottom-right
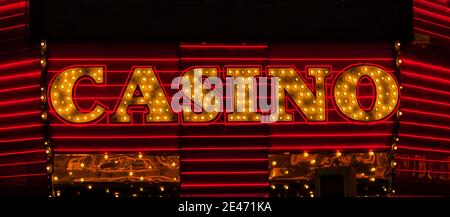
(181, 183), (269, 188)
(0, 111), (40, 119)
(401, 121), (450, 130)
(180, 44), (268, 49)
(414, 27), (450, 41)
(0, 98), (40, 107)
(0, 149), (44, 157)
(48, 58), (179, 62)
(0, 1), (26, 13)
(396, 169), (450, 175)
(0, 12), (25, 21)
(402, 83), (450, 96)
(0, 84), (40, 93)
(398, 133), (450, 142)
(0, 71), (40, 81)
(402, 96), (450, 107)
(0, 123), (41, 131)
(415, 0), (449, 14)
(0, 173), (46, 180)
(0, 59), (38, 70)
(0, 24), (26, 32)
(401, 71), (450, 85)
(54, 147), (178, 152)
(182, 158), (268, 163)
(51, 133), (390, 140)
(180, 57), (393, 61)
(401, 109), (450, 119)
(0, 137), (43, 143)
(413, 7), (450, 23)
(181, 171), (267, 175)
(0, 160), (46, 168)
(414, 17), (450, 30)
(397, 145), (450, 154)
(396, 156), (450, 163)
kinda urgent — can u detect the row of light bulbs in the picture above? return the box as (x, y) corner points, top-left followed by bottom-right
(388, 41), (402, 195)
(55, 185), (173, 197)
(48, 65), (401, 123)
(40, 40), (55, 198)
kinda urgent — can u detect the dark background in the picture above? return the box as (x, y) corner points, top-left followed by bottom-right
(30, 0), (413, 42)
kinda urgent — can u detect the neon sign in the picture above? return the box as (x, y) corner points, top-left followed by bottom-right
(49, 65), (399, 124)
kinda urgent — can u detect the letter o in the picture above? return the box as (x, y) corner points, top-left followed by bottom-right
(334, 65), (399, 121)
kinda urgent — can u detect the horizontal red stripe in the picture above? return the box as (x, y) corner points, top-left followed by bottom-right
(0, 149), (44, 157)
(0, 173), (46, 180)
(396, 156), (450, 163)
(49, 121), (393, 127)
(180, 57), (393, 61)
(403, 96), (450, 107)
(0, 24), (26, 32)
(182, 158), (268, 163)
(414, 7), (450, 23)
(181, 183), (269, 188)
(0, 137), (42, 143)
(0, 110), (40, 119)
(0, 12), (25, 21)
(399, 133), (450, 142)
(181, 145), (388, 152)
(396, 169), (450, 174)
(414, 27), (450, 40)
(0, 160), (46, 167)
(48, 58), (178, 61)
(402, 83), (450, 96)
(54, 148), (178, 152)
(0, 98), (39, 106)
(414, 17), (450, 30)
(0, 59), (38, 70)
(415, 0), (449, 13)
(182, 171), (267, 175)
(181, 147), (266, 151)
(434, 0), (449, 4)
(0, 84), (40, 93)
(51, 133), (390, 140)
(0, 2), (26, 13)
(0, 123), (41, 131)
(401, 121), (450, 131)
(401, 109), (450, 119)
(180, 44), (268, 49)
(53, 146), (388, 153)
(402, 71), (450, 85)
(271, 145), (388, 151)
(47, 57), (393, 63)
(0, 71), (40, 81)
(397, 145), (450, 154)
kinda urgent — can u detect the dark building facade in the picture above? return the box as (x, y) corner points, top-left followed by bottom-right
(0, 0), (448, 197)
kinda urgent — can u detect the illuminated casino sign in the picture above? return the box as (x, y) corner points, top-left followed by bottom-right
(49, 64), (399, 124)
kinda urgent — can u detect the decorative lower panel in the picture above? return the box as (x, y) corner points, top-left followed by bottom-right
(52, 154), (179, 197)
(269, 152), (390, 197)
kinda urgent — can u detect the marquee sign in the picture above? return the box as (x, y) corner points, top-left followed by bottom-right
(48, 64), (399, 125)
